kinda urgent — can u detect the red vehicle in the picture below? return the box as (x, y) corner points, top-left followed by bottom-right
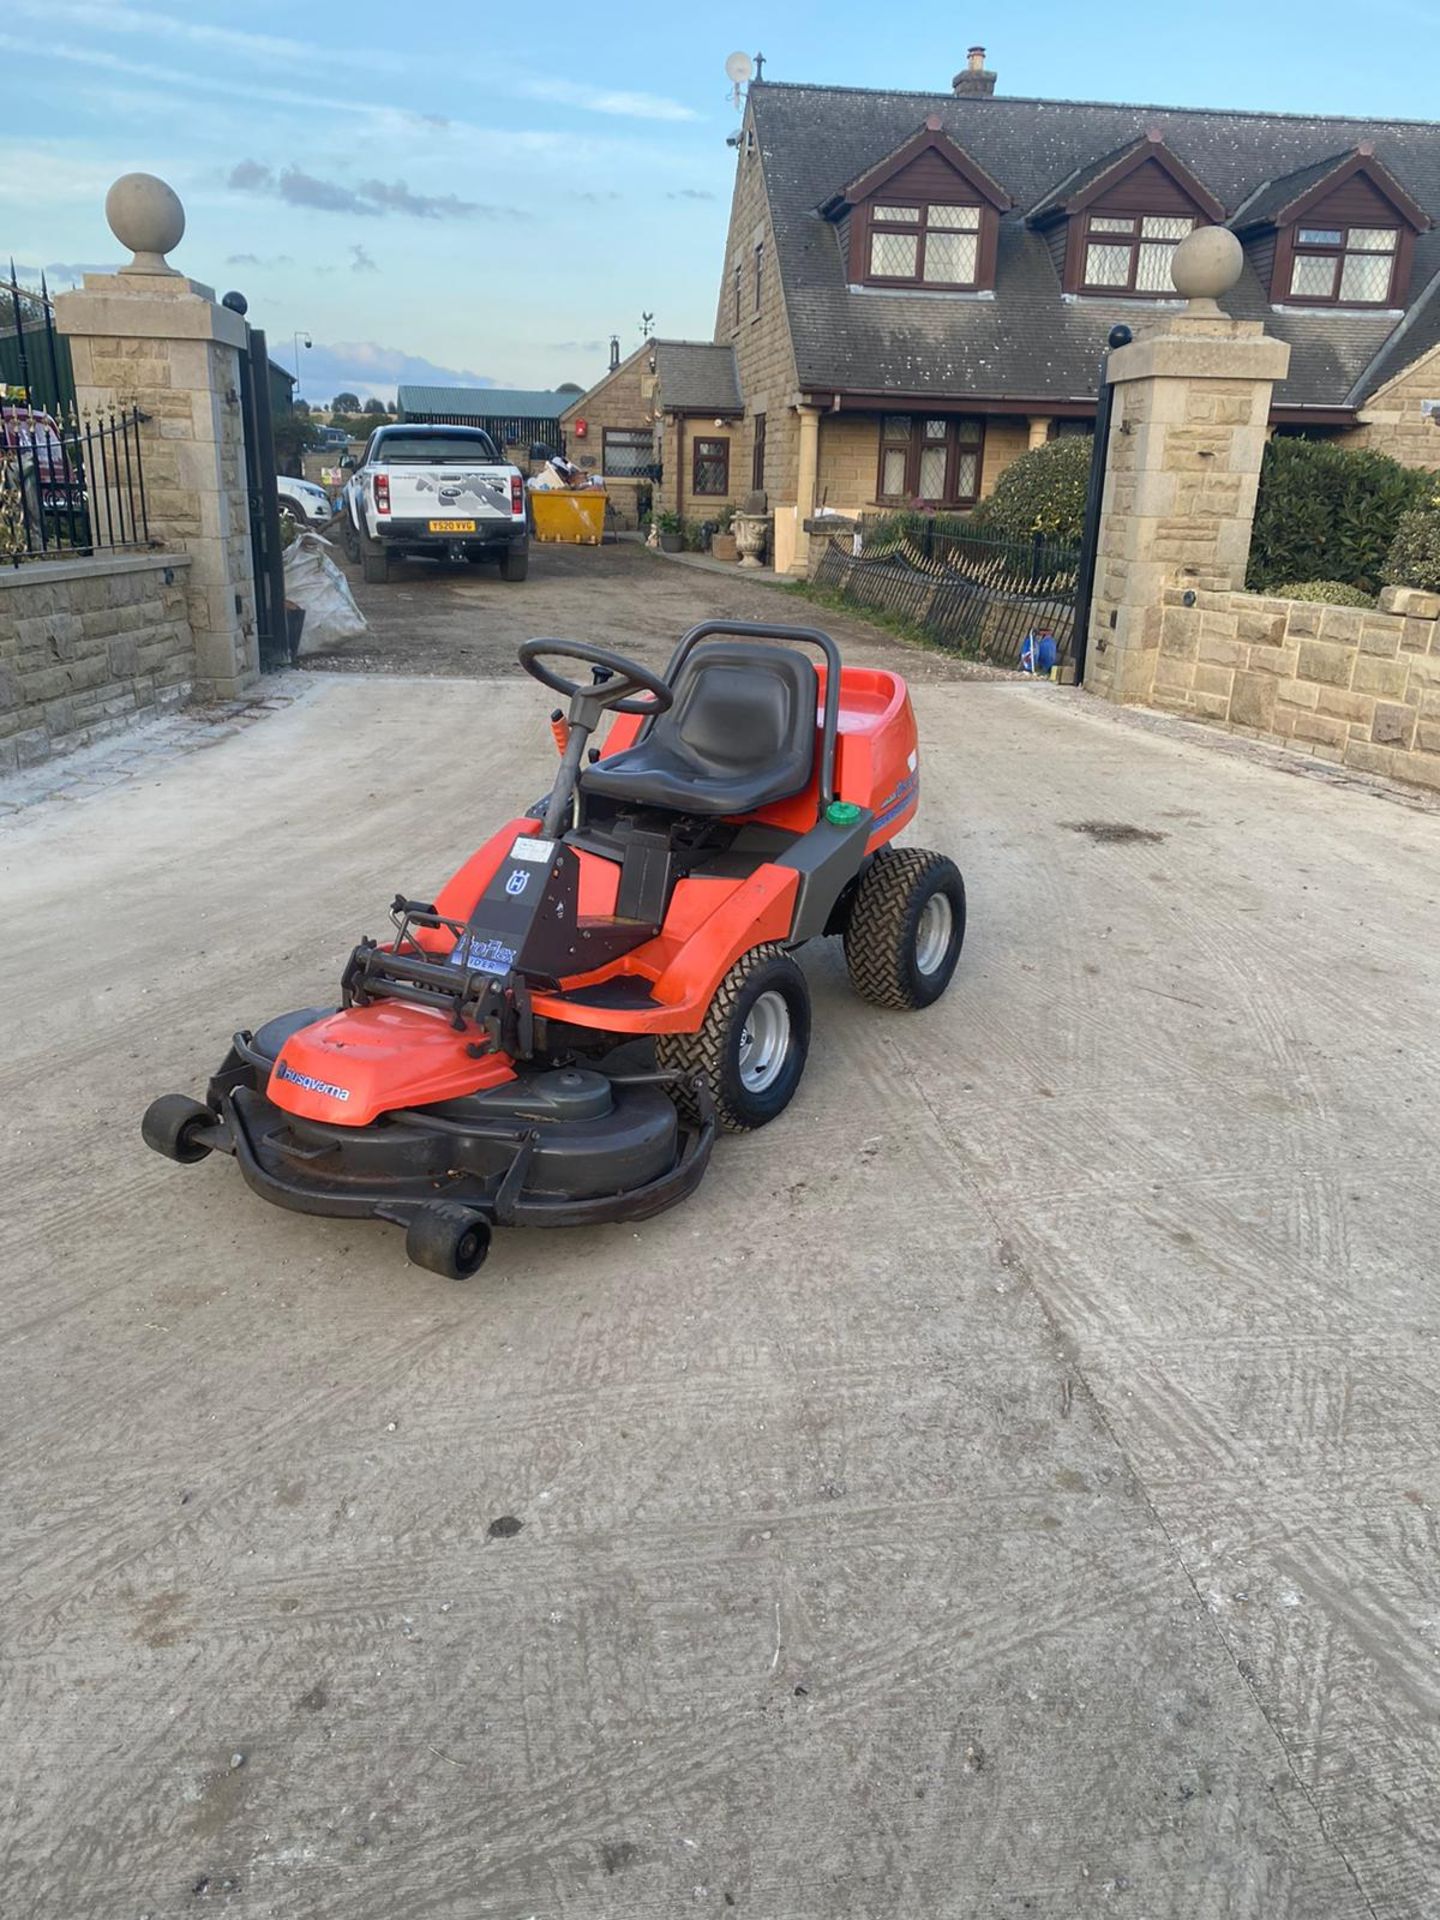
(0, 403), (83, 517)
(142, 621), (966, 1277)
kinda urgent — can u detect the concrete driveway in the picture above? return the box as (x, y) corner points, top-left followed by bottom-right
(4, 578), (1440, 1917)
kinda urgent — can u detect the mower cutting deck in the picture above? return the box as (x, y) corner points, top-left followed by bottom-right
(142, 620), (966, 1277)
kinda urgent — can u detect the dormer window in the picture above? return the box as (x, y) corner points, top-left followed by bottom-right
(1287, 224), (1399, 305)
(1081, 213), (1194, 293)
(1027, 130), (1226, 299)
(820, 117), (1012, 296)
(868, 202), (983, 286)
(1233, 146), (1432, 311)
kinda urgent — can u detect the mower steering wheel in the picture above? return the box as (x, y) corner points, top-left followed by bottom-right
(517, 639), (674, 716)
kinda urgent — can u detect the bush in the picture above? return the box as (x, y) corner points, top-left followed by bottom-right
(970, 436), (1092, 544)
(1247, 438), (1430, 594)
(1269, 579), (1375, 606)
(1383, 503), (1440, 593)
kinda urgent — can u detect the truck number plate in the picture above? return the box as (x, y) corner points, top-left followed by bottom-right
(428, 518), (477, 533)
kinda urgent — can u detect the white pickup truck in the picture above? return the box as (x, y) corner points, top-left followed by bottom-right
(339, 423), (530, 584)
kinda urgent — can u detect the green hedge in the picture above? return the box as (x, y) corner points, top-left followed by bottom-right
(1247, 438), (1429, 594)
(970, 436), (1092, 544)
(1383, 504), (1440, 593)
(1269, 579), (1375, 606)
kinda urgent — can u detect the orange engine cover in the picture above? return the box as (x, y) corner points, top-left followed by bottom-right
(268, 1001), (514, 1126)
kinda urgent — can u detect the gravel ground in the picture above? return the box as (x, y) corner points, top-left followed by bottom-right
(305, 533), (1000, 684)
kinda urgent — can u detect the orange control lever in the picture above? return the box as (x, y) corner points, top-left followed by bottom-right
(549, 709), (570, 754)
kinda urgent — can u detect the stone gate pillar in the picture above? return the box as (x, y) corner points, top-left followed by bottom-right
(1087, 229), (1290, 704)
(54, 174), (258, 699)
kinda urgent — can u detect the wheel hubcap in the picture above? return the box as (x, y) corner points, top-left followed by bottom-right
(738, 990), (791, 1093)
(915, 892), (954, 975)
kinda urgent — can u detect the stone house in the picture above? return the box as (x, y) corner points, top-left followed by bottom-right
(559, 339), (742, 529)
(702, 50), (1440, 572)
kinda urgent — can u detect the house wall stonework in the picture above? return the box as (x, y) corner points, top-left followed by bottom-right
(1347, 338), (1440, 470)
(0, 553), (194, 771)
(713, 109), (801, 532)
(812, 413), (1034, 517)
(559, 346), (657, 530)
(1147, 583), (1440, 788)
(979, 419), (1030, 497)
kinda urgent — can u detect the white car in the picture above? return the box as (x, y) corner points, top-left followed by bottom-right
(339, 423), (529, 584)
(276, 474), (335, 529)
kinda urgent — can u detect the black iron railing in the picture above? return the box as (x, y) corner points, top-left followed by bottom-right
(2, 263), (152, 566)
(814, 515), (1081, 671)
(1, 400), (152, 566)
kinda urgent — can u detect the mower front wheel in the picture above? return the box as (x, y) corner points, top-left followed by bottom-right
(844, 848), (966, 1010)
(405, 1202), (492, 1281)
(141, 1093), (216, 1164)
(658, 943), (810, 1133)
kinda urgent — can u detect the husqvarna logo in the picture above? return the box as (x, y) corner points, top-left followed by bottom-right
(275, 1059), (351, 1102)
(506, 869), (529, 896)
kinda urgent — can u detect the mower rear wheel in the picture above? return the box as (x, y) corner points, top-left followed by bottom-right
(141, 1093), (215, 1164)
(843, 848), (966, 1010)
(405, 1202), (492, 1280)
(657, 943), (810, 1133)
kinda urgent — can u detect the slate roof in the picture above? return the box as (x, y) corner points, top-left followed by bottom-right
(397, 385), (571, 419)
(1229, 151), (1355, 229)
(750, 83), (1440, 410)
(1026, 136), (1150, 222)
(652, 340), (741, 412)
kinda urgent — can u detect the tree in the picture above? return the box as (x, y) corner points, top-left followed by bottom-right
(363, 396), (385, 414)
(271, 409), (324, 473)
(332, 391), (361, 414)
(293, 398), (311, 416)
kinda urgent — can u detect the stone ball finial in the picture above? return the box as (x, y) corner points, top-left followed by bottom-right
(105, 173), (185, 275)
(1170, 225), (1243, 303)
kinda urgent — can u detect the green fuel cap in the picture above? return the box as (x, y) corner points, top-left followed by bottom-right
(826, 800), (863, 826)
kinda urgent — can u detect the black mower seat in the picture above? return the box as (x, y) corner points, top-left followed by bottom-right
(581, 642), (818, 817)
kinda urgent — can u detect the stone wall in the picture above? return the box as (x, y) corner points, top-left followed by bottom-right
(0, 554), (194, 771)
(1349, 337), (1440, 470)
(55, 273), (257, 698)
(1148, 582), (1440, 790)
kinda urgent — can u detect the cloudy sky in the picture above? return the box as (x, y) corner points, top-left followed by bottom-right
(4, 2), (1434, 401)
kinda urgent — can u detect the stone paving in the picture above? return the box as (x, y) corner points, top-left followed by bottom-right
(0, 680), (314, 820)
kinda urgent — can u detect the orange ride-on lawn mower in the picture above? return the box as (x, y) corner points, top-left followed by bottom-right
(142, 621), (966, 1278)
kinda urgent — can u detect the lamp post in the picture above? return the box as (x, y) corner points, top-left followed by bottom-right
(291, 329), (311, 400)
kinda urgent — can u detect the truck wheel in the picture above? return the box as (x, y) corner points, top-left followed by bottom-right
(361, 539), (390, 585)
(843, 848), (966, 1010)
(405, 1202), (491, 1280)
(141, 1094), (215, 1163)
(657, 943), (810, 1133)
(341, 514), (360, 563)
(499, 544), (529, 582)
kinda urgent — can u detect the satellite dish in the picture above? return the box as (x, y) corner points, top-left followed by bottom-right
(725, 51), (753, 86)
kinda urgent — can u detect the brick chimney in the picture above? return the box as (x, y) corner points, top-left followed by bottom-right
(952, 46), (996, 97)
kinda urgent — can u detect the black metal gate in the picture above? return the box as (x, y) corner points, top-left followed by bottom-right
(236, 324), (289, 671)
(813, 520), (1081, 673)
